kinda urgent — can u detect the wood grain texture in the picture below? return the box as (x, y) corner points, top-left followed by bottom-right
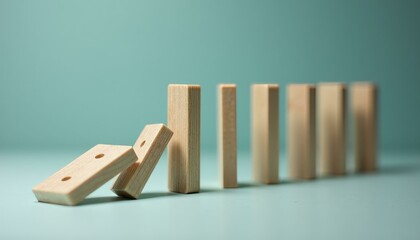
(112, 124), (173, 199)
(351, 83), (378, 172)
(168, 84), (201, 193)
(32, 144), (137, 206)
(251, 84), (279, 184)
(218, 84), (237, 188)
(287, 84), (316, 180)
(318, 83), (347, 176)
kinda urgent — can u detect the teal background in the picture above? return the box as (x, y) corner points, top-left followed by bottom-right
(1, 0), (420, 151)
(1, 2), (420, 239)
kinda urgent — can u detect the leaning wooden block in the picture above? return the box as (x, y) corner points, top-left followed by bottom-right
(287, 84), (316, 180)
(318, 83), (347, 175)
(168, 84), (201, 193)
(218, 84), (237, 188)
(351, 83), (378, 172)
(112, 124), (173, 198)
(32, 144), (137, 206)
(251, 84), (279, 184)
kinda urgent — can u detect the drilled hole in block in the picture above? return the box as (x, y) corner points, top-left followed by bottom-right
(95, 154), (104, 159)
(140, 141), (146, 147)
(61, 176), (71, 181)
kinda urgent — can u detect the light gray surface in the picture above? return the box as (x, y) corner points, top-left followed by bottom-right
(1, 150), (419, 239)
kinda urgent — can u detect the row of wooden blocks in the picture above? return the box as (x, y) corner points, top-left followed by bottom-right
(32, 83), (377, 205)
(224, 83), (376, 186)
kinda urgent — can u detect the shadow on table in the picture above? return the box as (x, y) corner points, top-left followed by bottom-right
(79, 192), (178, 206)
(237, 179), (300, 187)
(200, 188), (223, 193)
(140, 192), (178, 200)
(79, 163), (420, 206)
(79, 196), (127, 206)
(376, 164), (420, 175)
(316, 162), (420, 180)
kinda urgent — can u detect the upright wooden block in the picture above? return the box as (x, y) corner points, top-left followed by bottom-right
(112, 124), (173, 199)
(32, 144), (137, 206)
(351, 83), (378, 172)
(218, 84), (237, 188)
(318, 83), (347, 175)
(168, 84), (201, 193)
(251, 84), (279, 184)
(287, 84), (316, 180)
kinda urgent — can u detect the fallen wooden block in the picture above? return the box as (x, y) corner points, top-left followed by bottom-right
(218, 84), (237, 188)
(318, 83), (347, 175)
(287, 84), (316, 180)
(351, 83), (378, 172)
(111, 124), (173, 198)
(32, 144), (137, 206)
(251, 84), (279, 184)
(168, 84), (201, 193)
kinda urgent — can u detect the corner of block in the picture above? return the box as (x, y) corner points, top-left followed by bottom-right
(112, 188), (137, 199)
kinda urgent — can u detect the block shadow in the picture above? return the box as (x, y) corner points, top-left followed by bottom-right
(76, 162), (420, 206)
(372, 164), (420, 175)
(80, 196), (127, 206)
(79, 192), (177, 206)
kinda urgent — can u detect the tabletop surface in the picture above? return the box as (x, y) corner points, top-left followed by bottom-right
(1, 150), (419, 239)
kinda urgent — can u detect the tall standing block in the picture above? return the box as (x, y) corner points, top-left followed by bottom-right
(168, 84), (201, 193)
(351, 83), (378, 172)
(318, 83), (347, 175)
(251, 84), (279, 184)
(218, 84), (237, 188)
(32, 144), (138, 205)
(287, 84), (316, 180)
(112, 124), (173, 199)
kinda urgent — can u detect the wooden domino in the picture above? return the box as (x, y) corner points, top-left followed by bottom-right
(32, 144), (137, 205)
(251, 84), (279, 184)
(218, 84), (237, 188)
(287, 84), (316, 180)
(111, 124), (173, 199)
(168, 84), (201, 193)
(318, 83), (347, 175)
(351, 83), (378, 172)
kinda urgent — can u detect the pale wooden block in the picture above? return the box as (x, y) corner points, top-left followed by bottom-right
(287, 84), (316, 180)
(318, 83), (347, 175)
(251, 84), (279, 184)
(168, 84), (201, 193)
(112, 124), (173, 199)
(218, 84), (237, 188)
(351, 83), (378, 172)
(32, 144), (137, 206)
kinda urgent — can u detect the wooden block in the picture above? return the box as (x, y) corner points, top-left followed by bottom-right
(287, 84), (316, 180)
(32, 144), (137, 206)
(318, 83), (347, 175)
(111, 124), (173, 199)
(251, 84), (279, 184)
(218, 84), (237, 188)
(351, 83), (378, 172)
(168, 84), (201, 193)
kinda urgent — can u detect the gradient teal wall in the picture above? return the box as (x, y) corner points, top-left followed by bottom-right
(1, 0), (419, 151)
